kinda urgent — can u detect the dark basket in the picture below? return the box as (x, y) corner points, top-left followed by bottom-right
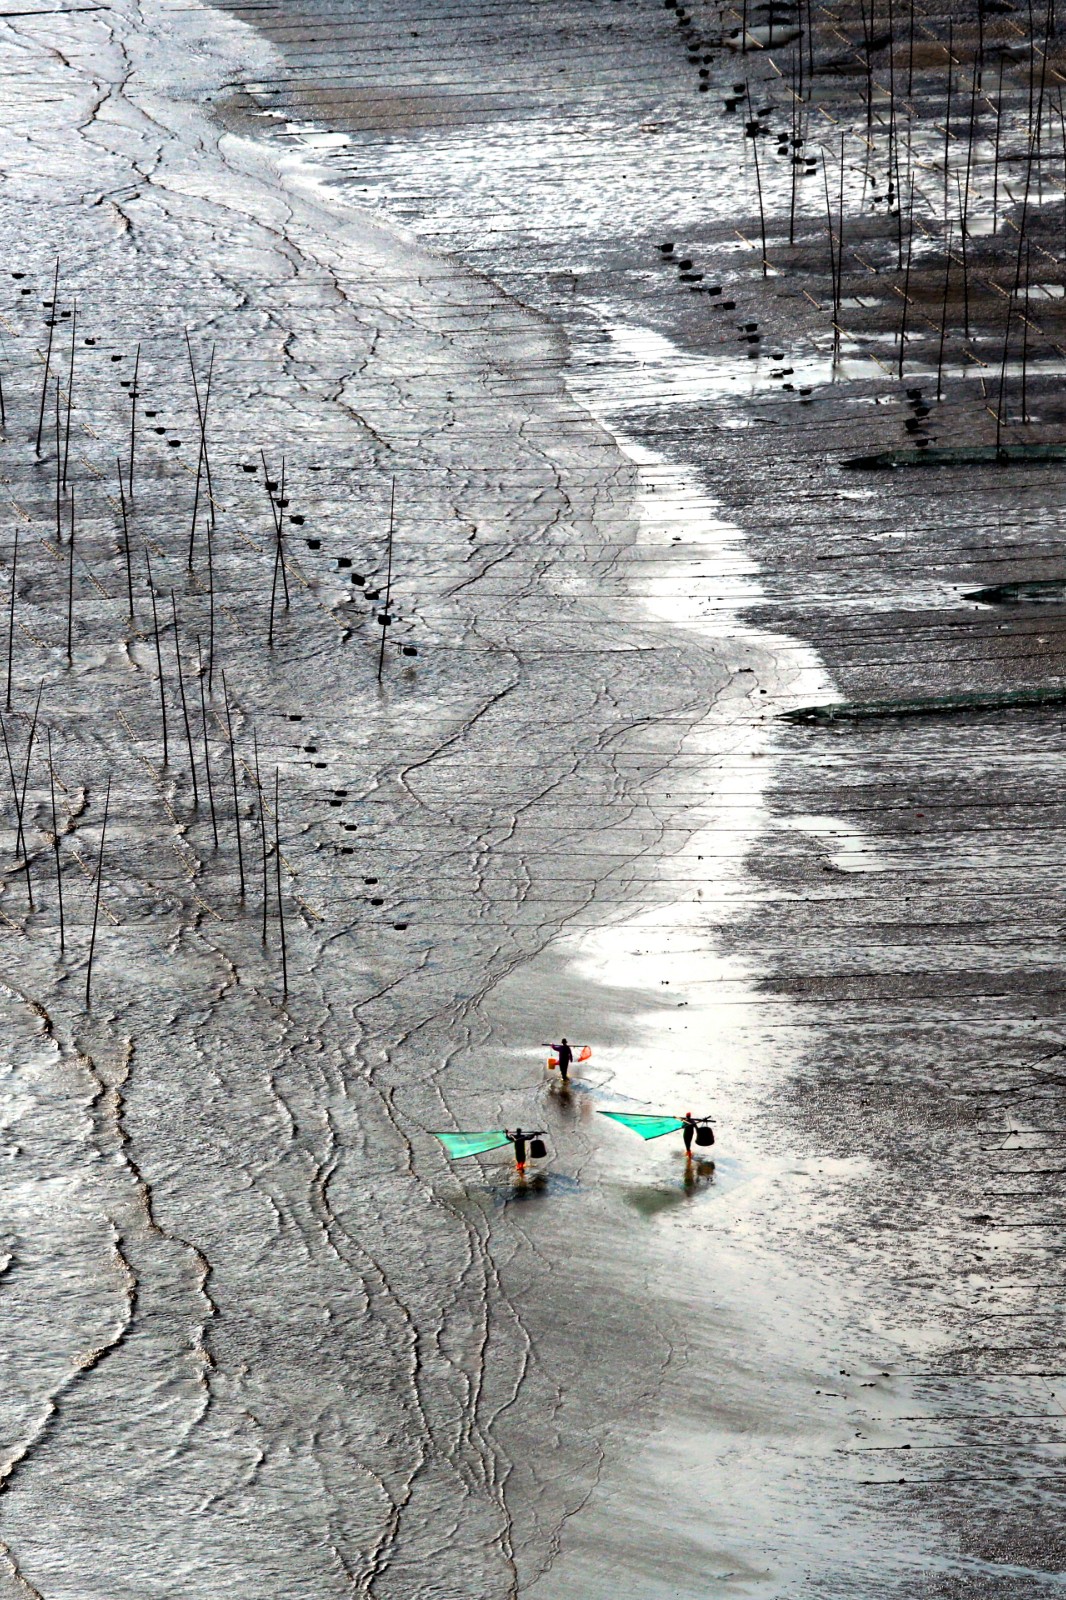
(529, 1138), (546, 1159)
(695, 1125), (714, 1147)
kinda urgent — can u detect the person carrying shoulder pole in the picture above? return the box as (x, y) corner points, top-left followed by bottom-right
(552, 1038), (573, 1083)
(681, 1112), (714, 1158)
(505, 1126), (545, 1172)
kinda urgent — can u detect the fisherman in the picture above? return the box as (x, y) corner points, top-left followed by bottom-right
(681, 1112), (714, 1158)
(552, 1037), (574, 1084)
(504, 1127), (544, 1172)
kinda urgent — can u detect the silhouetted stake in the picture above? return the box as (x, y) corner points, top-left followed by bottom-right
(1021, 243), (1031, 423)
(63, 299), (75, 490)
(196, 636), (219, 849)
(996, 288), (1012, 450)
(858, 0), (873, 125)
(377, 477), (396, 683)
(265, 451), (290, 645)
(0, 356), (6, 431)
(898, 190), (914, 379)
(47, 728), (63, 957)
(117, 458), (133, 621)
(207, 517), (215, 694)
(274, 766), (287, 998)
(789, 93), (799, 245)
(750, 119), (768, 276)
(171, 593), (199, 809)
(222, 671), (245, 900)
(34, 258), (59, 459)
(254, 729), (267, 943)
(0, 716), (23, 862)
(936, 227), (952, 402)
(823, 156), (839, 316)
(992, 59), (1005, 232)
(943, 21), (954, 219)
(144, 549), (168, 766)
(277, 458), (289, 608)
(128, 342), (140, 501)
(85, 773), (110, 1010)
(5, 528), (15, 712)
(54, 381), (61, 542)
(187, 343), (215, 566)
(1049, 89), (1056, 257)
(955, 175), (970, 340)
(999, 90), (1044, 441)
(977, 0), (985, 86)
(15, 682), (42, 910)
(66, 489), (74, 663)
(1, 714), (31, 910)
(836, 133), (845, 335)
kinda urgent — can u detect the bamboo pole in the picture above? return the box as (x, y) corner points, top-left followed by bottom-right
(47, 727), (63, 957)
(144, 549), (169, 766)
(34, 259), (59, 459)
(85, 774), (111, 1009)
(222, 670), (245, 899)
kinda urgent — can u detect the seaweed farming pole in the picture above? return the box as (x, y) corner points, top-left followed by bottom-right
(15, 683), (42, 910)
(750, 116), (769, 277)
(66, 489), (75, 663)
(936, 226), (952, 402)
(1058, 90), (1066, 261)
(955, 175), (970, 341)
(54, 381), (62, 542)
(943, 20), (954, 221)
(207, 517), (215, 694)
(84, 774), (110, 1010)
(3, 713), (32, 910)
(789, 85), (800, 245)
(196, 636), (219, 849)
(898, 182), (914, 379)
(187, 341), (215, 567)
(254, 729), (268, 943)
(62, 299), (75, 491)
(997, 90), (1044, 442)
(128, 342), (140, 501)
(34, 258), (59, 459)
(222, 670), (245, 900)
(823, 155), (840, 332)
(144, 549), (169, 767)
(1021, 243), (1031, 423)
(275, 766), (287, 999)
(992, 58), (1005, 233)
(267, 455), (289, 646)
(837, 132), (845, 320)
(377, 477), (396, 684)
(5, 528), (16, 713)
(171, 594), (199, 808)
(47, 728), (63, 958)
(1, 717), (25, 866)
(117, 458), (133, 620)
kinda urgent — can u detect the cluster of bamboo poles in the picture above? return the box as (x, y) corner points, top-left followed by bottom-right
(720, 0), (1066, 431)
(0, 262), (353, 1006)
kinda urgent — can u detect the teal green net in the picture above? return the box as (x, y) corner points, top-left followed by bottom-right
(597, 1112), (684, 1141)
(432, 1130), (510, 1160)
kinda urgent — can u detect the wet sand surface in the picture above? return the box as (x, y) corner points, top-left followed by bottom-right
(4, 0), (1066, 1594)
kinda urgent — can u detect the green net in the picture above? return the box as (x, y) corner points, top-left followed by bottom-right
(785, 686), (1066, 725)
(432, 1130), (510, 1159)
(597, 1112), (684, 1141)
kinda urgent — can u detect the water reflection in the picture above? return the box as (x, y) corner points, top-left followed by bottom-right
(622, 1159), (717, 1218)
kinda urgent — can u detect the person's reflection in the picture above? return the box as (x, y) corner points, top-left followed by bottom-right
(683, 1158), (715, 1195)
